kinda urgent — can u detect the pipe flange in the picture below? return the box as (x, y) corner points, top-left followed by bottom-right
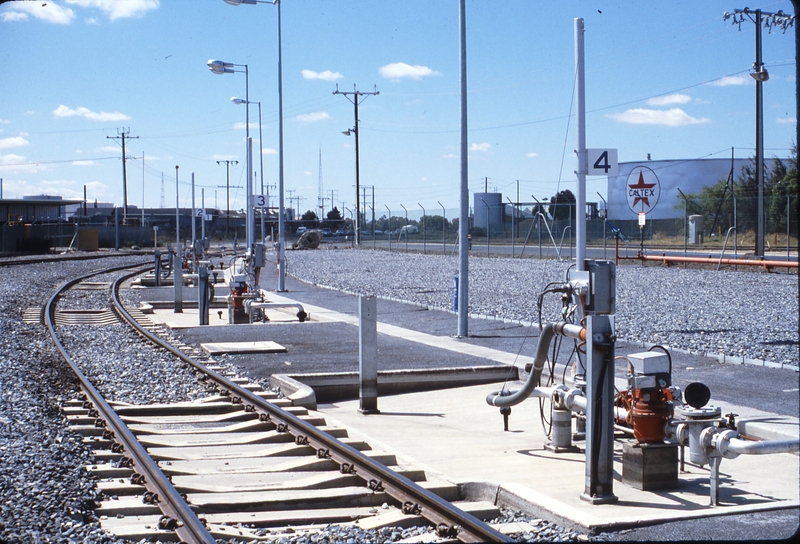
(551, 385), (569, 409)
(712, 429), (741, 460)
(563, 388), (585, 413)
(700, 426), (720, 454)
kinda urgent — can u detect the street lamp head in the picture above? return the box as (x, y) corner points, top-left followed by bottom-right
(207, 59), (233, 75)
(341, 129), (352, 136)
(224, 0), (258, 5)
(750, 69), (769, 82)
(231, 97), (247, 105)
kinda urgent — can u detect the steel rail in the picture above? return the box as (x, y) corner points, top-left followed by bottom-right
(111, 268), (510, 543)
(45, 263), (216, 544)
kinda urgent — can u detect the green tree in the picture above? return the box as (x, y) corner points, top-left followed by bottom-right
(549, 189), (576, 221)
(301, 210), (317, 225)
(768, 144), (797, 234)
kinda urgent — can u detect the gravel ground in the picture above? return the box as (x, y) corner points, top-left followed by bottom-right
(285, 248), (799, 367)
(0, 256), (146, 544)
(1, 252), (794, 543)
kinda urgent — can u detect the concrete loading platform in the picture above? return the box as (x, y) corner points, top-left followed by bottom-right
(140, 276), (799, 538)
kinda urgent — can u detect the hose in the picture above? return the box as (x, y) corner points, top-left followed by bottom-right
(486, 322), (584, 408)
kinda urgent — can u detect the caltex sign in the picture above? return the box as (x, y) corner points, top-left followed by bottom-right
(626, 166), (660, 215)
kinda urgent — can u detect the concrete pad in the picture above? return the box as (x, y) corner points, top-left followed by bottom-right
(315, 382), (799, 533)
(201, 340), (287, 355)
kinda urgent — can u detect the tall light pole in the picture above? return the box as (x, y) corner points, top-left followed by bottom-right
(207, 59), (253, 250)
(335, 84), (379, 247)
(724, 8), (795, 256)
(221, 0), (286, 291)
(233, 97), (265, 242)
(216, 160), (238, 238)
(457, 0), (469, 337)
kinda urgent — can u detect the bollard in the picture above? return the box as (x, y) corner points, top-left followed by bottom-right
(358, 295), (379, 414)
(154, 249), (162, 288)
(453, 274), (459, 312)
(174, 256), (183, 313)
(198, 263), (209, 326)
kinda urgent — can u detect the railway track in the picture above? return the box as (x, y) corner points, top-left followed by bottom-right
(45, 264), (511, 543)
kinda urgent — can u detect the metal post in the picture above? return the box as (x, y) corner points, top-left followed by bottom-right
(457, 0), (469, 338)
(175, 166), (180, 252)
(575, 17), (587, 272)
(358, 295), (379, 414)
(385, 205), (392, 252)
(677, 188), (688, 266)
(580, 261), (617, 505)
(754, 9), (765, 257)
(438, 201), (446, 255)
(154, 249), (162, 288)
(400, 204), (408, 252)
(198, 263), (209, 326)
(507, 197), (515, 258)
(418, 203), (426, 254)
(597, 192), (607, 260)
(191, 173), (196, 259)
(481, 198), (489, 257)
(276, 1), (286, 292)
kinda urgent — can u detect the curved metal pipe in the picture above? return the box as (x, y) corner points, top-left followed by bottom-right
(486, 322), (584, 408)
(714, 429), (800, 458)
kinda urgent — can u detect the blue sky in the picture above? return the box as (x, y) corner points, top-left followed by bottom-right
(0, 0), (796, 220)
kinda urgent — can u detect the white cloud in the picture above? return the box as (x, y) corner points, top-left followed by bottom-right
(443, 153), (457, 159)
(526, 152), (539, 158)
(470, 143), (491, 152)
(66, 0), (159, 21)
(647, 93), (691, 106)
(606, 108), (710, 126)
(261, 148), (277, 155)
(0, 136), (30, 150)
(296, 112), (330, 123)
(98, 145), (120, 153)
(706, 75), (750, 87)
(233, 122), (261, 131)
(379, 62), (440, 80)
(211, 154), (238, 161)
(0, 11), (29, 22)
(1, 2), (75, 24)
(53, 104), (130, 122)
(777, 117), (797, 125)
(0, 119), (9, 124)
(0, 154), (44, 174)
(72, 160), (96, 166)
(301, 69), (343, 81)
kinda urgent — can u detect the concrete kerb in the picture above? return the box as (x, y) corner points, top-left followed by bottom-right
(288, 275), (798, 371)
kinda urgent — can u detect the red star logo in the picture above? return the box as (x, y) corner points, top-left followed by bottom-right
(628, 171), (656, 208)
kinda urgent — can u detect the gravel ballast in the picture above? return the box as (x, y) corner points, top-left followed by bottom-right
(1, 251), (795, 543)
(285, 249), (799, 367)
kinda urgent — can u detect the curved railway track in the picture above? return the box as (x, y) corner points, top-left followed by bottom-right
(45, 263), (511, 543)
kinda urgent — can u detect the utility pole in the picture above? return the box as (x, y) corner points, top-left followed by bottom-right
(107, 128), (138, 224)
(724, 7), (795, 256)
(217, 160), (240, 238)
(333, 84), (379, 246)
(318, 147), (324, 224)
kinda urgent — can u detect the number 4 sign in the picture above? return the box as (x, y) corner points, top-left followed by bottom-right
(586, 148), (618, 176)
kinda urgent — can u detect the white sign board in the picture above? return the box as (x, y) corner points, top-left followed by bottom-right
(626, 166), (661, 215)
(254, 195), (269, 208)
(195, 208), (205, 217)
(587, 148), (618, 176)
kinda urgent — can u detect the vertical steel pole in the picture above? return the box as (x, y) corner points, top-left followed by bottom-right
(457, 0), (469, 337)
(575, 18), (587, 272)
(277, 0), (286, 291)
(191, 173), (196, 254)
(755, 9), (765, 257)
(358, 295), (379, 414)
(354, 96), (361, 247)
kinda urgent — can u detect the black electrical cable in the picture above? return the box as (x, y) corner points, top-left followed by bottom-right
(648, 344), (672, 376)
